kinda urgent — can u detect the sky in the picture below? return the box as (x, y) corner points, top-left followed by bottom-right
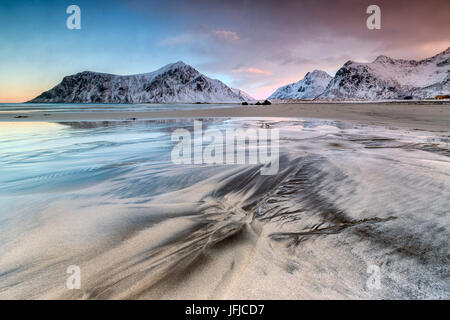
(0, 0), (449, 102)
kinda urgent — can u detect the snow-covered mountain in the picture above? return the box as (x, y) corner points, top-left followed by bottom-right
(231, 88), (255, 101)
(268, 70), (332, 100)
(318, 47), (450, 100)
(29, 61), (253, 103)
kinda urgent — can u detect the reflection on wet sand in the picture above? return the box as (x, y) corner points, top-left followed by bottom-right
(0, 118), (448, 299)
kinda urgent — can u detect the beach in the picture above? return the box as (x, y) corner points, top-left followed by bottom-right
(0, 103), (449, 299)
(1, 102), (450, 131)
(2, 0), (449, 303)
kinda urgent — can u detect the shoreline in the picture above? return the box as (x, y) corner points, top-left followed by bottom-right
(1, 103), (449, 132)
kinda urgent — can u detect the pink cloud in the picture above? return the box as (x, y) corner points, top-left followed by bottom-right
(212, 29), (240, 41)
(233, 67), (272, 75)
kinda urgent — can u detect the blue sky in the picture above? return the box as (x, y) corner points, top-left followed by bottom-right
(0, 0), (210, 101)
(1, 0), (449, 101)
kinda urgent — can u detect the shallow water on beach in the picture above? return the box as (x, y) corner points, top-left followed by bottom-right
(0, 103), (242, 113)
(0, 118), (449, 299)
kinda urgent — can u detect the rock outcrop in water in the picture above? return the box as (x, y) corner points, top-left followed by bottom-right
(29, 61), (254, 103)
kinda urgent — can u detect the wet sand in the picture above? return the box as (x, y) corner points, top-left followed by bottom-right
(1, 102), (450, 132)
(0, 104), (449, 299)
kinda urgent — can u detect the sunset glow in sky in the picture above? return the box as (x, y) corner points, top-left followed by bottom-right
(1, 0), (449, 102)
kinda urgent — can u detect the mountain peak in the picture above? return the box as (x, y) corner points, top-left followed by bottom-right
(155, 60), (191, 74)
(309, 69), (331, 77)
(29, 61), (251, 103)
(374, 55), (394, 63)
(311, 69), (327, 74)
(268, 69), (332, 100)
(170, 60), (188, 68)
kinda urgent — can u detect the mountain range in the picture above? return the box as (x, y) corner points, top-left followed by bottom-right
(30, 48), (449, 103)
(29, 61), (254, 103)
(270, 47), (449, 100)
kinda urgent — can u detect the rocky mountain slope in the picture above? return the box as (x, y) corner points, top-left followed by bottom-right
(29, 61), (253, 103)
(318, 47), (450, 100)
(268, 70), (332, 100)
(268, 48), (449, 101)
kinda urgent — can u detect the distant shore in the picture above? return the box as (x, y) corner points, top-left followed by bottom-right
(1, 102), (449, 132)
